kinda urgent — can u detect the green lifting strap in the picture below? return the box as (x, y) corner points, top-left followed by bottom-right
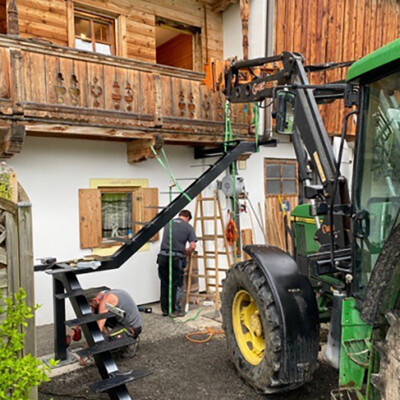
(224, 100), (233, 152)
(224, 100), (239, 261)
(168, 186), (173, 315)
(150, 144), (192, 316)
(252, 104), (260, 152)
(232, 160), (238, 261)
(150, 144), (192, 202)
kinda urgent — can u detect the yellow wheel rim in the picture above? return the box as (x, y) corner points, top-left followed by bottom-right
(232, 290), (265, 366)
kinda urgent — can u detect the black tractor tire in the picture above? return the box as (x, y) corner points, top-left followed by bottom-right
(371, 310), (400, 400)
(221, 260), (300, 394)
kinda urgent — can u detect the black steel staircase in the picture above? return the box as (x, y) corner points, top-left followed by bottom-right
(40, 140), (276, 400)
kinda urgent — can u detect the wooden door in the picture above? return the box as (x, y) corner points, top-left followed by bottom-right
(264, 159), (298, 251)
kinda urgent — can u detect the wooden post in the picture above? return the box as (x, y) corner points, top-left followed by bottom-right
(7, 0), (19, 36)
(17, 201), (35, 357)
(153, 73), (163, 127)
(18, 201), (37, 400)
(6, 208), (19, 295)
(10, 49), (24, 115)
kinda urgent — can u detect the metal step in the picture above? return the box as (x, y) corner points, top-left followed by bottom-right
(65, 311), (115, 327)
(89, 369), (153, 393)
(55, 286), (109, 300)
(330, 388), (361, 399)
(77, 336), (136, 357)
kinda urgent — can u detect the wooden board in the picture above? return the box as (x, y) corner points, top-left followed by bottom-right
(274, 0), (400, 137)
(241, 228), (253, 260)
(78, 188), (102, 249)
(265, 195), (297, 251)
(16, 0), (223, 64)
(139, 187), (159, 242)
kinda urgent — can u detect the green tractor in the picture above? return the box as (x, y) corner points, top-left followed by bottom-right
(221, 39), (400, 399)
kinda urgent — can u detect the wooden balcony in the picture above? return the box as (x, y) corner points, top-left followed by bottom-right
(0, 35), (252, 158)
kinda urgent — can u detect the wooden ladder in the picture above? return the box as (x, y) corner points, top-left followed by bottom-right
(185, 191), (232, 312)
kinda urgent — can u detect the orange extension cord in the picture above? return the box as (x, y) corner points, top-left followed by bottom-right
(185, 327), (225, 344)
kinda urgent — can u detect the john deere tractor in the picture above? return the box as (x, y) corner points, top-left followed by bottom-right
(221, 39), (400, 399)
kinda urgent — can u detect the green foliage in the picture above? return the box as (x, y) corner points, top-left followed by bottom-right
(0, 162), (13, 201)
(0, 288), (52, 399)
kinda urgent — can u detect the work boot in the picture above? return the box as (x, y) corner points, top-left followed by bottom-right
(120, 339), (138, 359)
(171, 310), (185, 318)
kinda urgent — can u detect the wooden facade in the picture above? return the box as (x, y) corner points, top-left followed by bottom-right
(0, 0), (397, 157)
(274, 0), (400, 136)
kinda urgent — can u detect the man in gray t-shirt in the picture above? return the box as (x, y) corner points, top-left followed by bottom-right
(68, 288), (142, 364)
(157, 210), (197, 316)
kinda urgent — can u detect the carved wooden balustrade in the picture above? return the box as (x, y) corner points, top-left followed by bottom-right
(0, 35), (252, 157)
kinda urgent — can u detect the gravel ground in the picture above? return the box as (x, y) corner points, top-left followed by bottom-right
(38, 307), (338, 400)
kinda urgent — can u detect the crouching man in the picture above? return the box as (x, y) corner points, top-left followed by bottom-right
(69, 288), (142, 364)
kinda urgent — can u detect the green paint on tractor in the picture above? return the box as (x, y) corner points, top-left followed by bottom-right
(339, 298), (373, 394)
(346, 37), (400, 81)
(290, 204), (321, 255)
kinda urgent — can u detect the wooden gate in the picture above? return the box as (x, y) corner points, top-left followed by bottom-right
(264, 159), (298, 251)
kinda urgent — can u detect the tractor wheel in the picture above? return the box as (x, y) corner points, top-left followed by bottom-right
(371, 310), (400, 400)
(221, 260), (297, 393)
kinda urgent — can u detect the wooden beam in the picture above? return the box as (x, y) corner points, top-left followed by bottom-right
(211, 0), (238, 13)
(127, 135), (163, 163)
(24, 123), (251, 145)
(0, 123), (25, 158)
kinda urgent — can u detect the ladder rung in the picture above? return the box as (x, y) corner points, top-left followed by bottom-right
(197, 216), (221, 220)
(194, 254), (216, 258)
(197, 235), (224, 240)
(89, 369), (152, 393)
(191, 274), (208, 278)
(191, 274), (217, 279)
(55, 286), (110, 300)
(207, 284), (221, 287)
(77, 336), (136, 357)
(205, 251), (228, 255)
(65, 312), (115, 327)
(205, 267), (228, 271)
(199, 197), (215, 201)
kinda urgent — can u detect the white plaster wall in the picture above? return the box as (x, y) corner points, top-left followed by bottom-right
(10, 137), (199, 325)
(223, 0), (267, 59)
(223, 3), (243, 59)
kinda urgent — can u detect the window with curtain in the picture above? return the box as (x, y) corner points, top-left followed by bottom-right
(74, 9), (115, 55)
(101, 192), (133, 238)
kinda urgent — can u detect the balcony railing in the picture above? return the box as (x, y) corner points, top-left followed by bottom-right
(0, 35), (252, 155)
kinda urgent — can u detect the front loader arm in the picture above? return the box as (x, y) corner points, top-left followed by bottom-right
(225, 52), (342, 195)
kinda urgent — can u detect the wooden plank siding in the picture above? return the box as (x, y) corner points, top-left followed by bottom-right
(15, 0), (223, 65)
(274, 0), (400, 136)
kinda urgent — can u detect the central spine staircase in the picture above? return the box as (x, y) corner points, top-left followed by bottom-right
(41, 140), (275, 399)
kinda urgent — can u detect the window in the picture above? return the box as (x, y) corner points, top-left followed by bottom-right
(79, 186), (159, 249)
(74, 9), (115, 55)
(101, 190), (133, 239)
(265, 160), (298, 196)
(155, 17), (201, 71)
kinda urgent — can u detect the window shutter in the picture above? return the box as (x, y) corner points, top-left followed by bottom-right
(79, 189), (102, 249)
(133, 188), (159, 242)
